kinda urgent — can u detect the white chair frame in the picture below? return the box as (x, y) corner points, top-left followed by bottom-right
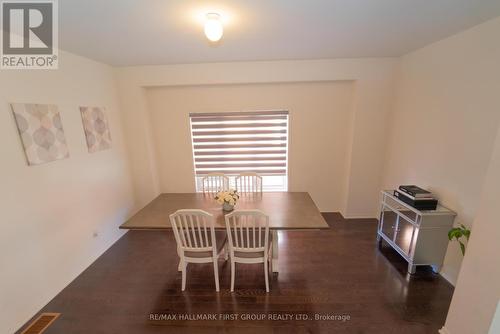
(201, 173), (229, 193)
(235, 172), (263, 193)
(169, 209), (226, 291)
(224, 210), (272, 292)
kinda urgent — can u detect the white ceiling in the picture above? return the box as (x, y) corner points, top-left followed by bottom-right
(59, 0), (500, 66)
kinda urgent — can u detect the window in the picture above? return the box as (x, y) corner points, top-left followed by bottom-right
(190, 110), (289, 191)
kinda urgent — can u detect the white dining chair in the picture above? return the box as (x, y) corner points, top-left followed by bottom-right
(169, 209), (227, 292)
(235, 172), (263, 193)
(224, 210), (272, 292)
(202, 173), (229, 193)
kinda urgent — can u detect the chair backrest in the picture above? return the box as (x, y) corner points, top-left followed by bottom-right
(235, 172), (263, 193)
(202, 173), (229, 193)
(224, 210), (269, 253)
(169, 209), (216, 255)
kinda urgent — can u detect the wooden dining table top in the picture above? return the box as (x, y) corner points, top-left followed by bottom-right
(120, 192), (329, 230)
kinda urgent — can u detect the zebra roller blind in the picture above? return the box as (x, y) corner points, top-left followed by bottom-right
(190, 111), (289, 177)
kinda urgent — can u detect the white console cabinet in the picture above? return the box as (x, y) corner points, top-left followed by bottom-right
(377, 190), (456, 274)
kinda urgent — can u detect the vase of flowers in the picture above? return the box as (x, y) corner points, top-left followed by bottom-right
(215, 189), (239, 212)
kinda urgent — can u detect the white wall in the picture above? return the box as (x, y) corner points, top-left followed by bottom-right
(116, 58), (396, 217)
(487, 302), (500, 334)
(146, 81), (354, 211)
(0, 50), (135, 333)
(441, 123), (500, 334)
(382, 17), (500, 285)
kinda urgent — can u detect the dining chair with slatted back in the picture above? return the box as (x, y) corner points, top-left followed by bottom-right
(202, 173), (229, 194)
(224, 209), (271, 292)
(235, 172), (263, 193)
(169, 209), (227, 291)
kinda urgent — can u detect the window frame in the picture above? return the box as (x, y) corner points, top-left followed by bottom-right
(189, 110), (289, 192)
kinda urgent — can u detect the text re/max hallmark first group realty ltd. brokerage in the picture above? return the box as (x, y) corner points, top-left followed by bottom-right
(149, 312), (351, 322)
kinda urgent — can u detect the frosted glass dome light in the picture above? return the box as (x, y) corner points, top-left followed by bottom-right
(204, 13), (223, 42)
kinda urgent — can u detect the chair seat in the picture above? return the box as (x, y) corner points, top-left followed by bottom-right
(234, 250), (264, 258)
(184, 231), (227, 258)
(233, 237), (272, 259)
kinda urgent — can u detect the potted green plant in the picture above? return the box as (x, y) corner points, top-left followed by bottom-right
(448, 224), (471, 256)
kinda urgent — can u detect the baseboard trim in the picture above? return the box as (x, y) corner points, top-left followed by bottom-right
(338, 212), (377, 220)
(343, 215), (377, 220)
(439, 326), (451, 334)
(438, 271), (456, 287)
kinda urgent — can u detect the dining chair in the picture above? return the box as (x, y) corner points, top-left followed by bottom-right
(169, 209), (227, 291)
(224, 209), (271, 292)
(235, 172), (263, 193)
(202, 173), (229, 193)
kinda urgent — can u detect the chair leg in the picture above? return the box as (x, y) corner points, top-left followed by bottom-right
(269, 242), (273, 273)
(230, 260), (235, 292)
(213, 259), (220, 292)
(271, 230), (279, 273)
(177, 247), (182, 271)
(264, 257), (270, 292)
(181, 260), (187, 291)
(224, 243), (229, 261)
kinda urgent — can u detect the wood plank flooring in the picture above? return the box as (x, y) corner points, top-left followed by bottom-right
(17, 213), (454, 334)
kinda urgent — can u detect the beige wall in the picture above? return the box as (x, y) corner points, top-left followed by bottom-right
(442, 124), (500, 334)
(382, 17), (500, 286)
(116, 58), (396, 217)
(146, 81), (354, 211)
(0, 51), (135, 333)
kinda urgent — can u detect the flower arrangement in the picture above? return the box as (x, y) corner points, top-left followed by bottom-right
(215, 189), (239, 211)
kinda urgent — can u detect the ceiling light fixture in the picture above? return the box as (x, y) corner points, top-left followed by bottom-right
(204, 13), (223, 42)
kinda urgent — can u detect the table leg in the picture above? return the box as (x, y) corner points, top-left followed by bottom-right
(272, 230), (279, 273)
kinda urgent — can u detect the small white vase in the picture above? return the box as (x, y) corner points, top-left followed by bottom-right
(222, 202), (234, 212)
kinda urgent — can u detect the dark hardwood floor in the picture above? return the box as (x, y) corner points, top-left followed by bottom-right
(18, 213), (454, 334)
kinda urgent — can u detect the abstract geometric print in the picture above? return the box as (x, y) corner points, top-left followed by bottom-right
(80, 106), (112, 153)
(10, 103), (70, 165)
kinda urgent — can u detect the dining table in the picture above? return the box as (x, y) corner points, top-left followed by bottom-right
(120, 192), (329, 273)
